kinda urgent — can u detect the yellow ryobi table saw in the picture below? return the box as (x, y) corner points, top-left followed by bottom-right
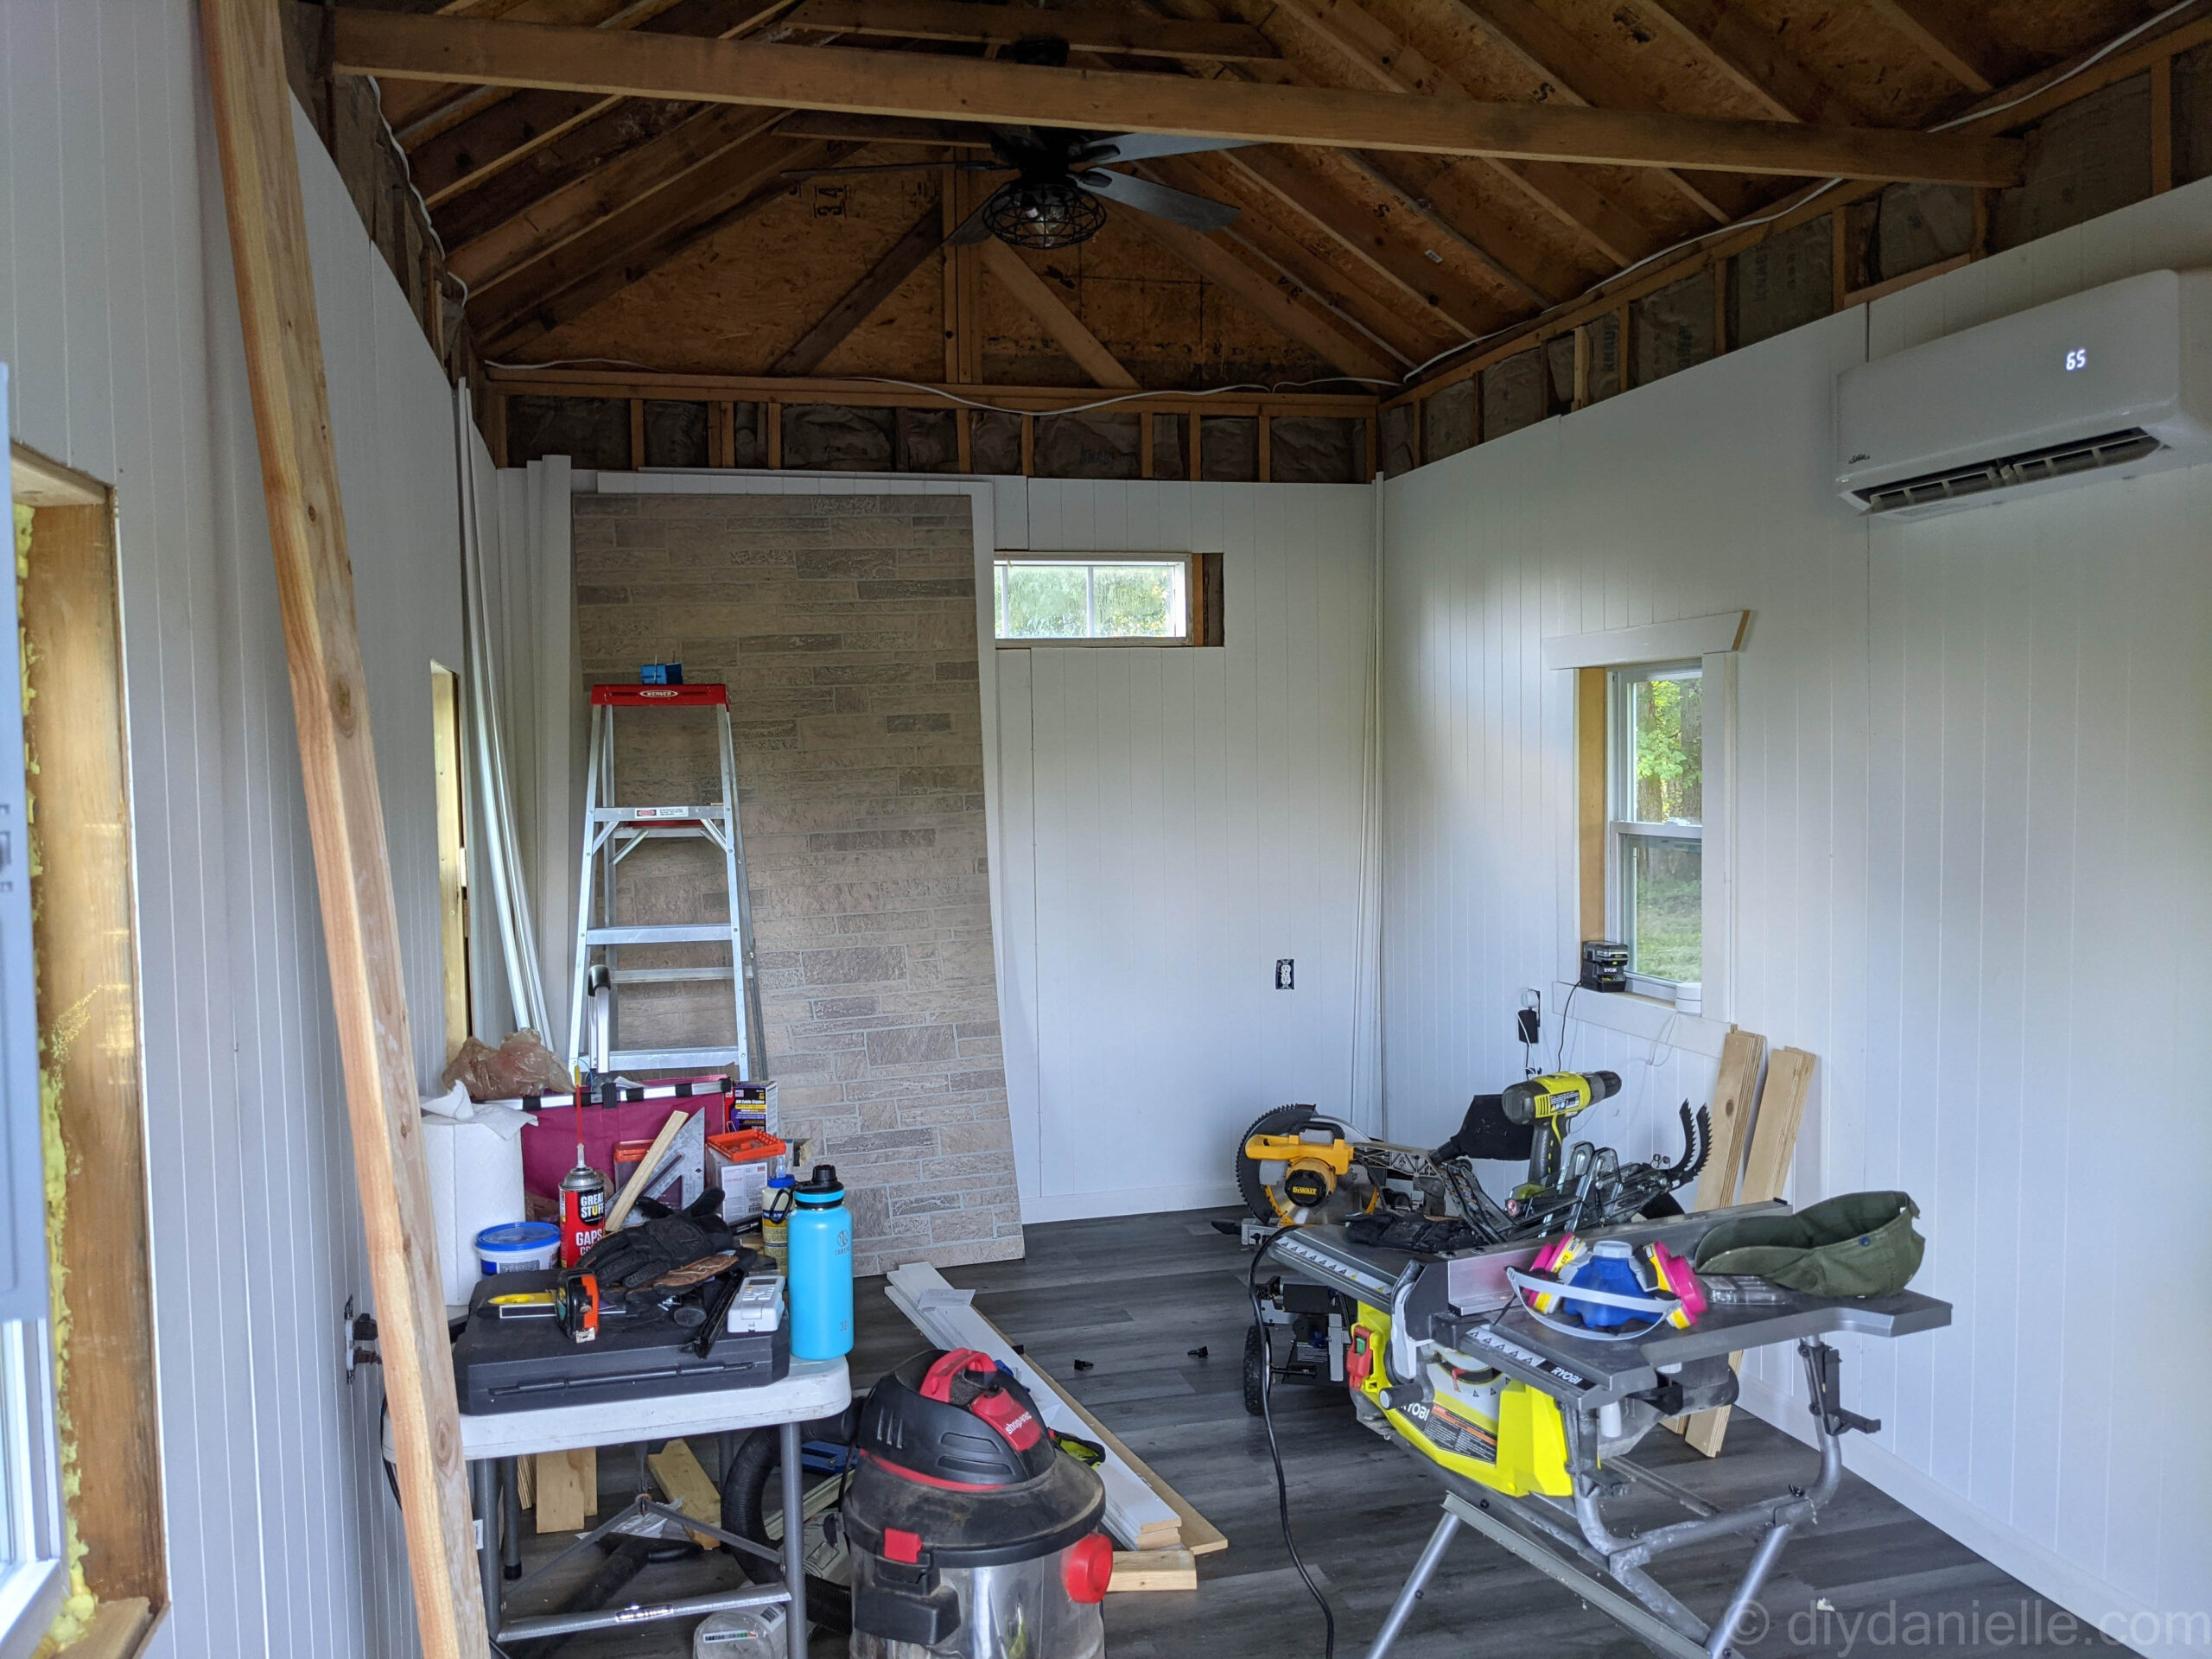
(1265, 1204), (1951, 1659)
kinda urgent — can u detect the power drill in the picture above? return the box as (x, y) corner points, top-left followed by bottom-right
(1500, 1071), (1621, 1196)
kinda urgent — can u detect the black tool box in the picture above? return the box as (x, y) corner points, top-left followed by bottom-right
(453, 1269), (789, 1414)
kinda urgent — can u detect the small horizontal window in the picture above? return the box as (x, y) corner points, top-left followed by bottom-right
(995, 556), (1191, 645)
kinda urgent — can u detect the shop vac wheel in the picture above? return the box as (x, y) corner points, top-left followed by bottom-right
(1243, 1323), (1269, 1417)
(719, 1419), (854, 1635)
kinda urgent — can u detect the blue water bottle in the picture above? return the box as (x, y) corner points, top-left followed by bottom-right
(787, 1164), (853, 1359)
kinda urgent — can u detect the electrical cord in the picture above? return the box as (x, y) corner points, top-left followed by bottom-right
(1246, 1241), (1336, 1659)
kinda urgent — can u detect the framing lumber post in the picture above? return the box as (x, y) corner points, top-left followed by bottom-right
(198, 5), (488, 1655)
(1681, 1044), (1815, 1457)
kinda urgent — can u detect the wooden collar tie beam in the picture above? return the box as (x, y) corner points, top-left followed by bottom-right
(331, 8), (2023, 185)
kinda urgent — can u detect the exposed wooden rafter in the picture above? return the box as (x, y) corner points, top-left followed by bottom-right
(772, 200), (949, 375)
(381, 0), (690, 143)
(331, 9), (2024, 182)
(1113, 201), (1400, 382)
(1865, 0), (2003, 93)
(451, 101), (779, 288)
(777, 111), (994, 145)
(439, 96), (702, 251)
(1641, 0), (1878, 126)
(1450, 0), (1734, 222)
(400, 0), (797, 204)
(1327, 149), (1556, 310)
(1111, 0), (1568, 321)
(1213, 149), (1497, 339)
(781, 0), (1282, 63)
(480, 131), (847, 353)
(1265, 0), (1670, 268)
(976, 239), (1141, 389)
(1157, 155), (1440, 363)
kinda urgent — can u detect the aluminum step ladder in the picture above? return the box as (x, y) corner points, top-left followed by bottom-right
(565, 684), (768, 1081)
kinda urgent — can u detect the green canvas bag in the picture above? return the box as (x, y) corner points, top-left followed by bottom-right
(1691, 1191), (1924, 1299)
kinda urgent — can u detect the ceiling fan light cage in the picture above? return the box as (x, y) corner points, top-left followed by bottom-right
(982, 180), (1108, 250)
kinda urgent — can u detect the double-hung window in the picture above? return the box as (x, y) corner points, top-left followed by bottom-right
(1610, 664), (1703, 994)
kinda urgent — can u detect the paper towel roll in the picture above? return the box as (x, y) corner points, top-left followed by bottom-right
(423, 1118), (527, 1310)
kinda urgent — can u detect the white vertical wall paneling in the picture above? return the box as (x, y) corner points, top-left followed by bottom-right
(5, 7), (468, 1646)
(1380, 178), (2212, 1652)
(1010, 481), (1375, 1221)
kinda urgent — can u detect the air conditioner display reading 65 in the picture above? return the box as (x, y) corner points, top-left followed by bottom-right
(2064, 347), (2088, 372)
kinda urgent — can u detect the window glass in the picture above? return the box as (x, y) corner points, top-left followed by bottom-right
(1625, 836), (1701, 984)
(1627, 671), (1702, 824)
(994, 558), (1188, 642)
(1613, 664), (1703, 988)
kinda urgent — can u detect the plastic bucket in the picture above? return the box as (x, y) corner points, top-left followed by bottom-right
(476, 1221), (561, 1277)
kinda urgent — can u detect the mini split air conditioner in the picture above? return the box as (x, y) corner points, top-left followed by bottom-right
(1836, 268), (2212, 519)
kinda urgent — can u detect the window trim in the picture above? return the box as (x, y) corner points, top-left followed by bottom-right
(991, 552), (1197, 648)
(1572, 642), (1738, 1022)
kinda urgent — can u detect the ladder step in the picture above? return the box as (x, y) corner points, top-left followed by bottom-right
(610, 967), (735, 984)
(605, 1046), (749, 1073)
(586, 924), (736, 946)
(594, 806), (728, 823)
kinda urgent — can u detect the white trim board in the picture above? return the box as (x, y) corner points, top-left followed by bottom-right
(1733, 1372), (2174, 1656)
(885, 1262), (1183, 1550)
(1541, 611), (1749, 671)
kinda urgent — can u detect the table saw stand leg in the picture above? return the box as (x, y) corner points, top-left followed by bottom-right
(1364, 1509), (1463, 1659)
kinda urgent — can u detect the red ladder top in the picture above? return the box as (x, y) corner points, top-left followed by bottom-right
(591, 684), (728, 707)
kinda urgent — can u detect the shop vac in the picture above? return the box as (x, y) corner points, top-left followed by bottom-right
(842, 1348), (1112, 1658)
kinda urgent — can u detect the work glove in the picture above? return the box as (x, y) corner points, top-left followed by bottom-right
(578, 1188), (734, 1289)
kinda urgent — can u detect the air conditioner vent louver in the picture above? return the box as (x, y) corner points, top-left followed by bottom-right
(1852, 428), (2165, 514)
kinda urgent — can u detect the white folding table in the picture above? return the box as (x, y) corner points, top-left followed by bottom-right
(444, 1357), (852, 1647)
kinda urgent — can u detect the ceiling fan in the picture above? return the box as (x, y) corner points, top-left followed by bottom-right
(785, 124), (1251, 251)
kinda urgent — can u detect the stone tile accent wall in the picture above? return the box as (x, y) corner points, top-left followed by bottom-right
(570, 492), (1020, 1274)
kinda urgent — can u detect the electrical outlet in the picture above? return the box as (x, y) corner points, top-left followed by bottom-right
(1275, 959), (1294, 990)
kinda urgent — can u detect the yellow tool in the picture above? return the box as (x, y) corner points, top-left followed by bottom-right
(1346, 1302), (1569, 1498)
(1243, 1131), (1356, 1213)
(1500, 1071), (1620, 1196)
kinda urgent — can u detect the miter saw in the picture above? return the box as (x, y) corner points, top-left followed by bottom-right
(1235, 1072), (1709, 1240)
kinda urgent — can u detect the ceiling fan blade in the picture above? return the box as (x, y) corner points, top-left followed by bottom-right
(1073, 133), (1258, 164)
(779, 161), (1007, 180)
(1075, 169), (1242, 234)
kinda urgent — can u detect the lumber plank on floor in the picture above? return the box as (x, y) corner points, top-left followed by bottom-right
(534, 1446), (597, 1533)
(1111, 1548), (1198, 1592)
(648, 1437), (724, 1548)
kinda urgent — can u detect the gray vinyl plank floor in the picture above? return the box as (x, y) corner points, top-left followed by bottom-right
(496, 1207), (2097, 1659)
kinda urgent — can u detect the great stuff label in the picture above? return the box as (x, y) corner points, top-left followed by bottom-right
(559, 1166), (608, 1267)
